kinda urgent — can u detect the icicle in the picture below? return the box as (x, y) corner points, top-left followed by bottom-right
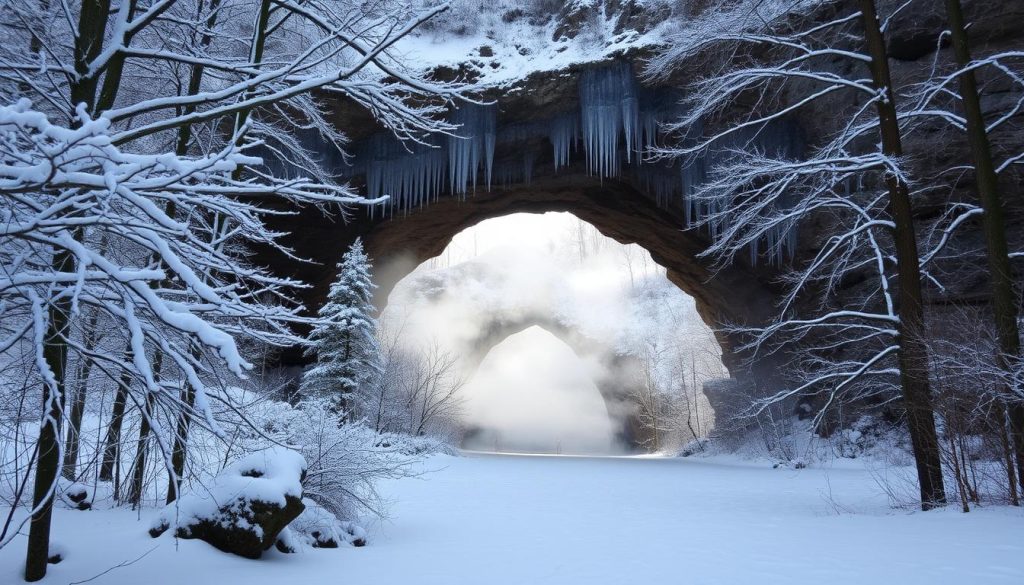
(786, 224), (798, 259)
(579, 61), (640, 178)
(549, 113), (579, 171)
(621, 80), (640, 164)
(357, 133), (446, 212)
(632, 161), (679, 207)
(448, 103), (496, 196)
(523, 151), (535, 185)
(639, 108), (661, 152)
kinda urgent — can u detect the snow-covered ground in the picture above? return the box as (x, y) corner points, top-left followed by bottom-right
(3, 453), (1022, 584)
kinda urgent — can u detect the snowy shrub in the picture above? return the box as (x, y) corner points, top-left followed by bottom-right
(831, 416), (900, 460)
(678, 437), (710, 457)
(150, 448), (307, 559)
(229, 395), (430, 523)
(288, 400), (425, 521)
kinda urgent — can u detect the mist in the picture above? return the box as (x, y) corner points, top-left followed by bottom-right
(380, 212), (723, 455)
(460, 326), (620, 454)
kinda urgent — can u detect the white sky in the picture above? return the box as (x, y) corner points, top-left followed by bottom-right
(425, 212), (581, 266)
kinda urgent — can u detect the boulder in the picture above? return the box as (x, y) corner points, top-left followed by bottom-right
(150, 448), (306, 559)
(59, 481), (91, 511)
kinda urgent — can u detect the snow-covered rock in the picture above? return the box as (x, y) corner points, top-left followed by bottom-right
(149, 448), (307, 559)
(284, 500), (367, 550)
(58, 480), (91, 511)
(399, 0), (679, 87)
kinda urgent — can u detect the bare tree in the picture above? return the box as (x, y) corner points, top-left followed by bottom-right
(400, 342), (466, 439)
(0, 0), (467, 579)
(647, 0), (946, 508)
(906, 0), (1024, 496)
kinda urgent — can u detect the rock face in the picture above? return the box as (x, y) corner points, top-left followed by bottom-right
(150, 448), (307, 559)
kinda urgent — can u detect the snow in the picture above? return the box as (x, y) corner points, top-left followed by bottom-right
(288, 499), (366, 548)
(151, 447), (306, 538)
(394, 2), (672, 88)
(3, 454), (1021, 584)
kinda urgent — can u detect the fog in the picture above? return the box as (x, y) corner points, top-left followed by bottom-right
(381, 212), (723, 454)
(460, 326), (621, 454)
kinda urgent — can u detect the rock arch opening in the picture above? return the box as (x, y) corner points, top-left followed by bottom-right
(260, 61), (800, 423)
(380, 212), (722, 453)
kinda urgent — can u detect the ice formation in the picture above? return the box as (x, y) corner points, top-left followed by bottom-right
(578, 61), (641, 177)
(341, 103), (497, 212)
(549, 113), (579, 171)
(448, 103), (497, 194)
(359, 134), (446, 212)
(329, 60), (804, 264)
(680, 118), (805, 265)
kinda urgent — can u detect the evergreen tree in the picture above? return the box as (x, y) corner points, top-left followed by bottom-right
(302, 238), (382, 415)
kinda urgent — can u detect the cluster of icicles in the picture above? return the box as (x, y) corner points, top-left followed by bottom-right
(332, 61), (803, 265)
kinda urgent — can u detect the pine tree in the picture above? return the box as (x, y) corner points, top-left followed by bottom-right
(302, 238), (382, 415)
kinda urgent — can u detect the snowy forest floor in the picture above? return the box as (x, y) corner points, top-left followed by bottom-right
(3, 453), (1023, 584)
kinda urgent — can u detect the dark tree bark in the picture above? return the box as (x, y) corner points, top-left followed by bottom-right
(995, 403), (1020, 505)
(164, 0), (223, 506)
(166, 384), (195, 504)
(99, 350), (132, 483)
(93, 0), (138, 114)
(67, 0), (111, 119)
(127, 394), (154, 508)
(24, 254), (72, 582)
(61, 310), (101, 481)
(943, 0), (1024, 496)
(858, 0), (946, 510)
(127, 352), (161, 508)
(26, 1), (111, 577)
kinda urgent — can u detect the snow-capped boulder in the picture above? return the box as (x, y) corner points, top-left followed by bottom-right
(58, 480), (91, 510)
(150, 448), (306, 559)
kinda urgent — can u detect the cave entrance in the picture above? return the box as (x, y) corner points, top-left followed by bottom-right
(263, 62), (797, 424)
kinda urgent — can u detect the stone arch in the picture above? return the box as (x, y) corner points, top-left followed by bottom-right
(266, 169), (786, 387)
(258, 59), (793, 405)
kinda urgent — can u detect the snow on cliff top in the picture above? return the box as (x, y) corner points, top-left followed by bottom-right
(394, 1), (677, 87)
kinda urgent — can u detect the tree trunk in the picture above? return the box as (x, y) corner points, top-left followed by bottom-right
(166, 383), (195, 504)
(93, 0), (138, 114)
(24, 276), (71, 582)
(996, 403), (1020, 505)
(26, 0), (111, 575)
(160, 0), (226, 506)
(60, 374), (87, 482)
(227, 0), (273, 179)
(943, 0), (1024, 495)
(174, 0), (223, 156)
(127, 350), (161, 508)
(948, 435), (971, 512)
(67, 0), (111, 119)
(61, 311), (101, 481)
(99, 350), (133, 483)
(858, 0), (947, 510)
(127, 393), (155, 509)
